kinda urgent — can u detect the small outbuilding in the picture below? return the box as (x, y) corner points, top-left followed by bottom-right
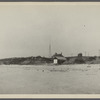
(52, 53), (66, 64)
(74, 53), (85, 64)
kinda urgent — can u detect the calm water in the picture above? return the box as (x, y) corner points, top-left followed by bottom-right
(0, 64), (100, 94)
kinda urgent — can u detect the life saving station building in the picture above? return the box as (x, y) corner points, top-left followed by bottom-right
(52, 53), (66, 64)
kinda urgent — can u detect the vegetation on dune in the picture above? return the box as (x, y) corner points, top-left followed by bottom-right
(0, 53), (100, 65)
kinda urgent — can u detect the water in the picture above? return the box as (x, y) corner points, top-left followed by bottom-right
(0, 64), (100, 94)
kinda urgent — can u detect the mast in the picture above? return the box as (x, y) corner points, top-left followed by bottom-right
(49, 36), (52, 58)
(49, 43), (51, 58)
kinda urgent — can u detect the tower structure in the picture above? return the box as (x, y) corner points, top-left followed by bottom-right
(49, 43), (51, 58)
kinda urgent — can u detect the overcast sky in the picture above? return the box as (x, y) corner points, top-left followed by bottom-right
(0, 3), (100, 58)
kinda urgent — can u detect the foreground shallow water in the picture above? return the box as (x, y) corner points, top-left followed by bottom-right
(0, 64), (100, 94)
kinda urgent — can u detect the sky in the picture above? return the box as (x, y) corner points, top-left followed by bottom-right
(0, 3), (100, 58)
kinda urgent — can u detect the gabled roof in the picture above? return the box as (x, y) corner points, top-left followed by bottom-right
(54, 56), (66, 60)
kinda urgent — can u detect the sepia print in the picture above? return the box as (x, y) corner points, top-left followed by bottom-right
(0, 2), (100, 95)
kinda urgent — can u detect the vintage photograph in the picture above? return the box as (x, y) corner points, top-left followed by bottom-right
(0, 2), (100, 94)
